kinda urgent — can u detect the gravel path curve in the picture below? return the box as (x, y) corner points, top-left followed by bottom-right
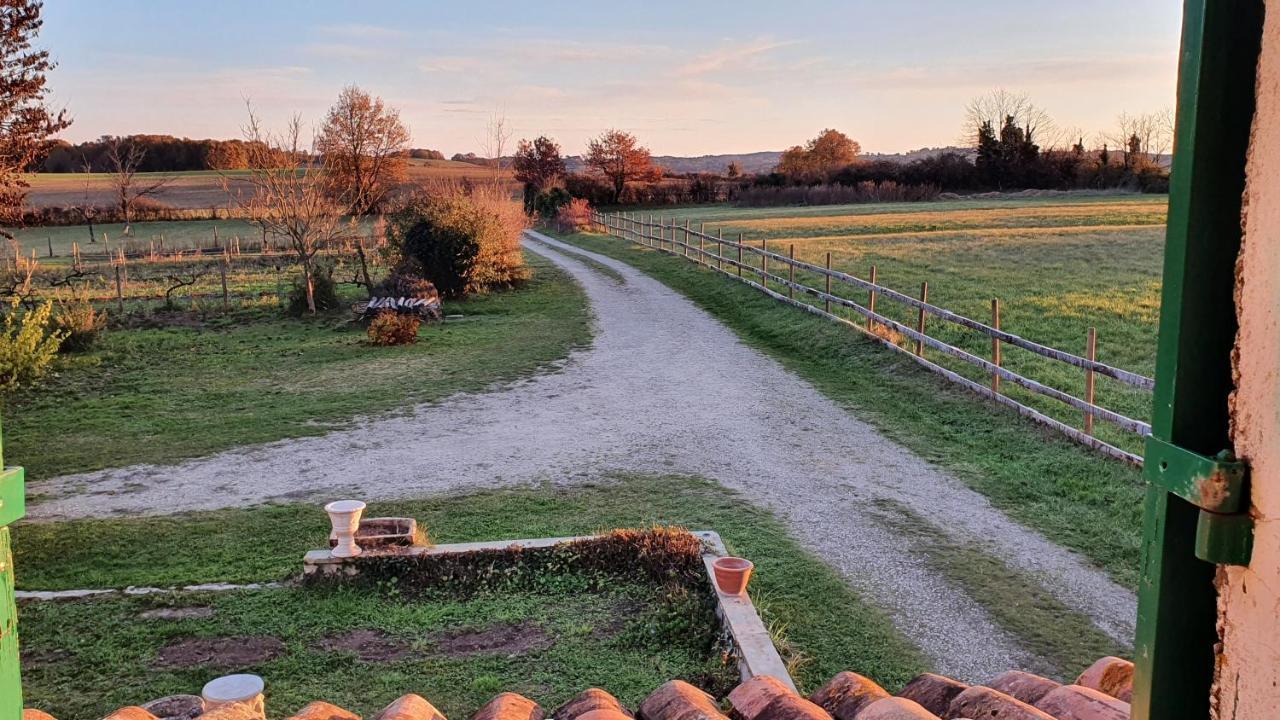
(30, 230), (1136, 681)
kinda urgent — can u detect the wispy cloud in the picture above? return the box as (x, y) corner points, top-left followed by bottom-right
(678, 37), (800, 77)
(314, 23), (407, 40)
(302, 43), (390, 62)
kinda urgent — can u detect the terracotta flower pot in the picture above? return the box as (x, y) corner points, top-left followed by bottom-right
(712, 556), (754, 595)
(325, 500), (366, 558)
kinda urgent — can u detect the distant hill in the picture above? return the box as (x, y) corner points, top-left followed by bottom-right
(564, 147), (974, 176)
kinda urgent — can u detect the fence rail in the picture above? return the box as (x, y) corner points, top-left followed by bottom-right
(592, 210), (1153, 465)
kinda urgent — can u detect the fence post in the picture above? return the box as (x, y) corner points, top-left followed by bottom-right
(698, 229), (705, 266)
(1084, 327), (1098, 435)
(824, 252), (832, 314)
(915, 281), (929, 356)
(715, 227), (722, 270)
(685, 219), (691, 259)
(220, 255), (230, 310)
(114, 263), (125, 315)
(787, 244), (795, 299)
(867, 265), (878, 331)
(737, 233), (744, 277)
(761, 239), (768, 282)
(46, 237), (52, 258)
(991, 299), (1002, 393)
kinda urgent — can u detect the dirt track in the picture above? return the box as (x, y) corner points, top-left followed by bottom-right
(31, 230), (1136, 681)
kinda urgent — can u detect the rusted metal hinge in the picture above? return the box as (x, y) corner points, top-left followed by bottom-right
(1145, 437), (1253, 566)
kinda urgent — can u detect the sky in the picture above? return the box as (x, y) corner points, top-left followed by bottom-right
(38, 1), (1183, 157)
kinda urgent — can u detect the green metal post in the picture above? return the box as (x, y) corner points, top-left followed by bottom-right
(1133, 2), (1263, 719)
(0, 420), (27, 717)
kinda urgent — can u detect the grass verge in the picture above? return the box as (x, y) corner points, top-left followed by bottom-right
(552, 231), (1144, 589)
(866, 498), (1126, 681)
(14, 475), (927, 698)
(8, 251), (591, 480)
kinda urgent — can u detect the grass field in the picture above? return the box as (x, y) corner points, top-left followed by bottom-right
(16, 159), (515, 212)
(14, 476), (927, 717)
(554, 194), (1160, 588)
(6, 251), (591, 480)
(636, 194), (1166, 457)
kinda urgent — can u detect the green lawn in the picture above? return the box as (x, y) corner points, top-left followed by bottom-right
(14, 476), (927, 716)
(6, 251), (591, 480)
(553, 218), (1146, 589)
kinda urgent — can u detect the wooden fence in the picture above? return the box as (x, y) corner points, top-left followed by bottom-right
(592, 210), (1154, 465)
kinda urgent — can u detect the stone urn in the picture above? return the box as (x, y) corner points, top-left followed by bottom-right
(712, 556), (755, 595)
(325, 500), (367, 558)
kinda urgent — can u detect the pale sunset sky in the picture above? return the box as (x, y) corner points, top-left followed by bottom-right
(39, 0), (1183, 156)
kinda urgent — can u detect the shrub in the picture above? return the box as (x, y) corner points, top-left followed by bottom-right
(529, 187), (572, 219)
(555, 198), (594, 233)
(286, 263), (341, 315)
(0, 300), (64, 392)
(367, 310), (420, 346)
(387, 184), (529, 299)
(53, 297), (107, 353)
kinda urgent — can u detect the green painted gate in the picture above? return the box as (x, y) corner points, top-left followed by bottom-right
(0, 430), (25, 718)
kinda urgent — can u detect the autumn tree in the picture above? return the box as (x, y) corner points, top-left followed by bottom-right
(512, 136), (566, 191)
(224, 105), (351, 314)
(584, 129), (654, 203)
(105, 137), (174, 232)
(726, 161), (742, 179)
(777, 129), (860, 182)
(315, 85), (411, 215)
(0, 0), (71, 238)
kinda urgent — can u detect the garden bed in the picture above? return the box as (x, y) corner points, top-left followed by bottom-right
(19, 529), (750, 719)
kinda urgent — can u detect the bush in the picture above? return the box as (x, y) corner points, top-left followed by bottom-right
(53, 297), (107, 353)
(531, 187), (572, 219)
(387, 184), (529, 299)
(286, 264), (342, 315)
(0, 300), (63, 392)
(555, 198), (594, 233)
(367, 310), (420, 346)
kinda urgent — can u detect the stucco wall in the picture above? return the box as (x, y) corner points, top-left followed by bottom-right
(1216, 2), (1280, 716)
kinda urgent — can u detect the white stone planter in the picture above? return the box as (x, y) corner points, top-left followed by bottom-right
(325, 500), (367, 558)
(202, 674), (265, 718)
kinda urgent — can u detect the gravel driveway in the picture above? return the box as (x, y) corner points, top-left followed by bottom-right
(30, 230), (1136, 681)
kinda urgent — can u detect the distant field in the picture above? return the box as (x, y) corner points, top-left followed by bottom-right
(18, 159), (514, 210)
(639, 194), (1169, 456)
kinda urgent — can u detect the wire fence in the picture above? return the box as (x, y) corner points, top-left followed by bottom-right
(593, 209), (1153, 465)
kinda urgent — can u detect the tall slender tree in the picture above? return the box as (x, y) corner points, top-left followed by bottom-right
(0, 0), (71, 237)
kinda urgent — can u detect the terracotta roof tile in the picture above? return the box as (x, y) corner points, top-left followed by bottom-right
(197, 703), (264, 720)
(754, 691), (832, 720)
(288, 701), (361, 720)
(638, 680), (728, 720)
(1032, 685), (1129, 720)
(554, 689), (633, 720)
(380, 694), (448, 720)
(24, 653), (1137, 720)
(102, 708), (160, 720)
(729, 675), (795, 720)
(946, 686), (1056, 720)
(1074, 657), (1134, 703)
(472, 693), (543, 720)
(894, 673), (967, 717)
(984, 671), (1062, 707)
(809, 671), (890, 720)
(851, 697), (939, 720)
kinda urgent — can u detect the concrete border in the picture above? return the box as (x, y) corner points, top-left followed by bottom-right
(303, 529), (796, 691)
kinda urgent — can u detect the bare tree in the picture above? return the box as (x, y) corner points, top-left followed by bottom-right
(1110, 111), (1174, 169)
(105, 137), (173, 233)
(221, 104), (351, 314)
(315, 85), (410, 215)
(964, 89), (1057, 149)
(479, 110), (513, 183)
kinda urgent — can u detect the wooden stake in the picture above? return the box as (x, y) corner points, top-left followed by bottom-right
(1085, 327), (1098, 435)
(114, 264), (124, 314)
(684, 219), (691, 258)
(824, 252), (832, 314)
(47, 237), (53, 258)
(915, 282), (929, 356)
(787, 244), (795, 299)
(761, 239), (768, 281)
(867, 265), (878, 331)
(737, 233), (744, 277)
(220, 256), (230, 310)
(991, 299), (1002, 394)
